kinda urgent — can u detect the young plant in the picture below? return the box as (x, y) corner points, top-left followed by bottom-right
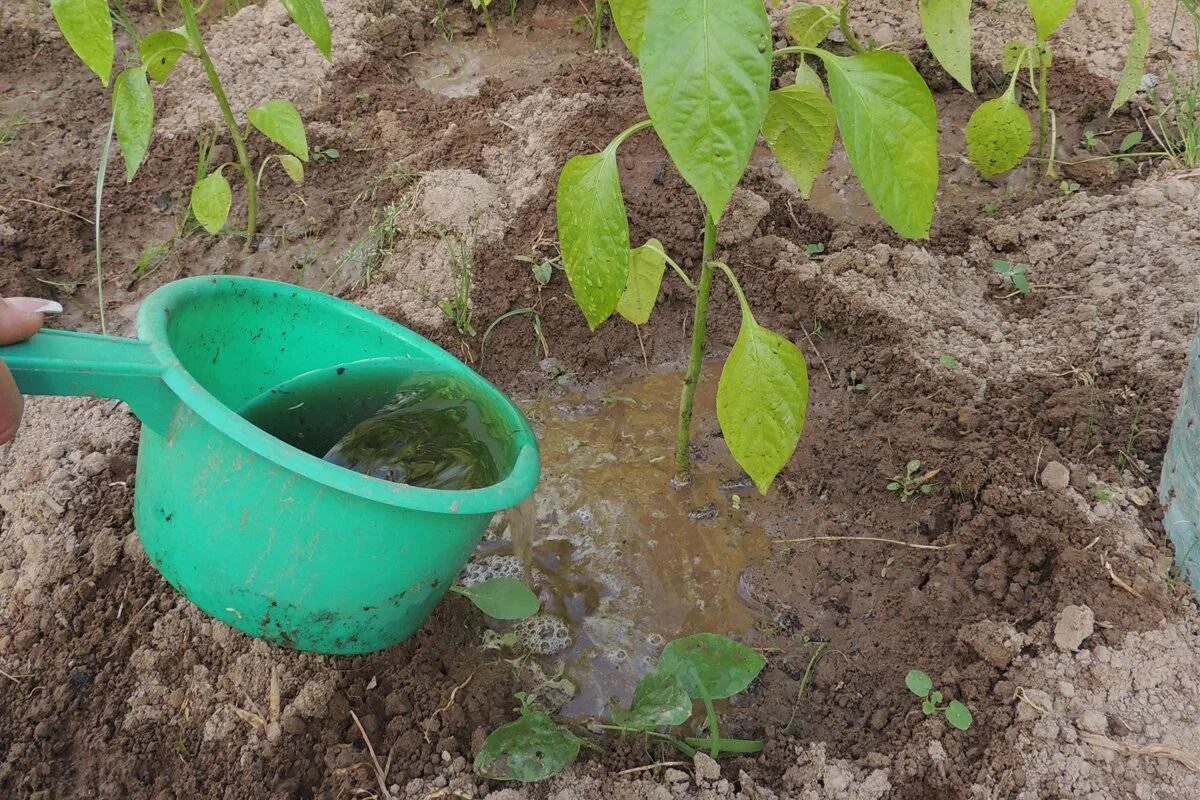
(949, 0), (1151, 178)
(992, 259), (1031, 296)
(50, 0), (331, 240)
(905, 669), (974, 731)
(560, 0), (939, 491)
(451, 577), (541, 620)
(475, 633), (765, 782)
(887, 460), (939, 503)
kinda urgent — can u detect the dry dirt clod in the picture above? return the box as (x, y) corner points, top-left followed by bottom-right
(1054, 605), (1096, 652)
(1041, 461), (1071, 491)
(693, 753), (721, 784)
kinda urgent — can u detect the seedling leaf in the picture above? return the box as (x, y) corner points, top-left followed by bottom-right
(940, 355), (960, 370)
(640, 0), (772, 221)
(785, 3), (835, 48)
(1111, 0), (1149, 113)
(718, 315), (809, 495)
(280, 0), (333, 60)
(815, 50), (939, 240)
(761, 67), (836, 199)
(113, 67), (155, 182)
(1026, 0), (1079, 41)
(1002, 41), (1028, 74)
(946, 700), (974, 730)
(190, 171), (232, 235)
(556, 148), (630, 330)
(453, 578), (540, 621)
(139, 29), (190, 82)
(51, 0), (114, 87)
(278, 154), (305, 184)
(659, 633), (766, 700)
(617, 239), (667, 325)
(919, 0), (974, 91)
(613, 669), (693, 730)
(247, 100), (309, 162)
(1119, 131), (1143, 152)
(922, 699), (936, 715)
(474, 711), (581, 782)
(905, 669), (933, 698)
(930, 690), (944, 704)
(609, 0), (648, 57)
(966, 90), (1031, 178)
(907, 460), (922, 473)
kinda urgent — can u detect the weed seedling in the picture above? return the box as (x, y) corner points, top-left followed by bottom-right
(940, 355), (960, 371)
(559, 0), (939, 492)
(1059, 179), (1081, 196)
(992, 259), (1031, 296)
(440, 233), (477, 338)
(888, 460), (939, 503)
(805, 243), (826, 257)
(311, 146), (341, 162)
(905, 670), (973, 731)
(51, 0), (332, 240)
(847, 369), (867, 394)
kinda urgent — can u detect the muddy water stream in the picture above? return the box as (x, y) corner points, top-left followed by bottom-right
(481, 369), (772, 718)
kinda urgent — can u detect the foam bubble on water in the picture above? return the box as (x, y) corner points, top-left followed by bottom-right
(514, 614), (573, 656)
(458, 554), (523, 587)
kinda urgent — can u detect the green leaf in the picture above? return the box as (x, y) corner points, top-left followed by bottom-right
(930, 690), (944, 705)
(640, 0), (772, 221)
(112, 67), (154, 182)
(966, 90), (1032, 178)
(556, 147), (630, 330)
(612, 669), (693, 731)
(139, 29), (189, 82)
(815, 50), (939, 240)
(1119, 131), (1143, 152)
(905, 670), (933, 698)
(922, 699), (936, 715)
(945, 700), (974, 731)
(717, 308), (809, 495)
(474, 711), (581, 782)
(247, 100), (309, 162)
(940, 355), (959, 370)
(1111, 0), (1149, 113)
(453, 578), (540, 621)
(190, 171), (232, 235)
(785, 2), (835, 48)
(1026, 0), (1078, 40)
(617, 239), (667, 326)
(907, 460), (922, 472)
(50, 0), (114, 87)
(609, 0), (648, 57)
(280, 0), (332, 59)
(1002, 41), (1029, 74)
(659, 634), (766, 701)
(761, 66), (836, 199)
(919, 0), (973, 91)
(278, 154), (305, 184)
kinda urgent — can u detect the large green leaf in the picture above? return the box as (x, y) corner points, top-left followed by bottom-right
(1026, 0), (1078, 40)
(280, 0), (332, 59)
(761, 65), (835, 199)
(247, 100), (309, 161)
(609, 0), (648, 57)
(140, 29), (189, 82)
(919, 0), (973, 91)
(785, 2), (835, 48)
(50, 0), (114, 87)
(474, 712), (580, 783)
(640, 0), (772, 221)
(966, 90), (1031, 178)
(658, 634), (766, 700)
(452, 578), (540, 620)
(816, 49), (939, 240)
(612, 669), (693, 731)
(556, 148), (630, 331)
(717, 310), (810, 494)
(616, 239), (666, 326)
(190, 171), (232, 235)
(1111, 0), (1149, 112)
(112, 68), (154, 182)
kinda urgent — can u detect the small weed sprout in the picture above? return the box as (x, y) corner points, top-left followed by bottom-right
(847, 369), (867, 393)
(905, 670), (973, 731)
(940, 355), (960, 371)
(888, 460), (939, 503)
(992, 259), (1031, 296)
(440, 233), (477, 337)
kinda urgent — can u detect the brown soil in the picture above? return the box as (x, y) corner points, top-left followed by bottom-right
(2, 1), (1200, 799)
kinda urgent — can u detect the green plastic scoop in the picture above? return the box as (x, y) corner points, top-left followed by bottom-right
(0, 276), (539, 654)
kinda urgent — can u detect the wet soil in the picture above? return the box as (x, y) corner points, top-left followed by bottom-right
(2, 1), (1200, 798)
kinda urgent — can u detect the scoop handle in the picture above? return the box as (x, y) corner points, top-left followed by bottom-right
(1, 329), (177, 435)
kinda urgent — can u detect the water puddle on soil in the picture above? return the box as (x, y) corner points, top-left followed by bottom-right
(476, 369), (772, 718)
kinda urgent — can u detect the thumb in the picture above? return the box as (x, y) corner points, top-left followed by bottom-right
(0, 298), (62, 345)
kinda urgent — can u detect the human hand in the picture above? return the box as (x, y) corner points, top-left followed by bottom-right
(0, 298), (63, 444)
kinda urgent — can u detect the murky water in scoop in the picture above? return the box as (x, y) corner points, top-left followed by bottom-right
(490, 368), (770, 717)
(238, 359), (510, 491)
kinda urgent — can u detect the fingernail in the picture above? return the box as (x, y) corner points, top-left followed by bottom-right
(7, 298), (64, 314)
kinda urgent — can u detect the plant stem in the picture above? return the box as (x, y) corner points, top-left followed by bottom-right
(1036, 42), (1053, 177)
(179, 0), (257, 241)
(674, 213), (717, 483)
(94, 112), (115, 335)
(700, 692), (721, 758)
(593, 0), (604, 50)
(839, 1), (866, 54)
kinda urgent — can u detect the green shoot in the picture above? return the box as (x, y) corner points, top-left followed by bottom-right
(992, 259), (1031, 295)
(887, 460), (939, 503)
(905, 669), (974, 731)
